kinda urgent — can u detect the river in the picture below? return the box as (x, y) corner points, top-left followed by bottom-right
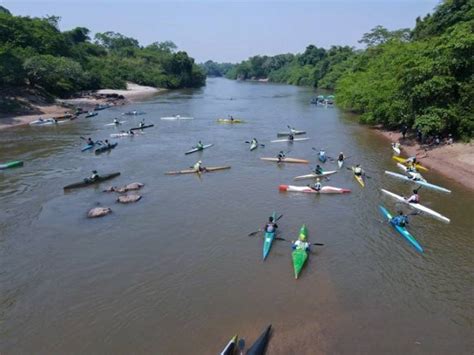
(0, 78), (473, 354)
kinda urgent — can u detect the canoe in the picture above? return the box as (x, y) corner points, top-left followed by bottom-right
(0, 160), (23, 170)
(292, 225), (308, 279)
(246, 325), (272, 355)
(217, 119), (245, 124)
(130, 124), (154, 131)
(81, 144), (94, 152)
(293, 170), (337, 180)
(270, 138), (309, 143)
(318, 154), (327, 163)
(379, 205), (423, 253)
(381, 189), (450, 223)
(279, 185), (350, 194)
(352, 167), (365, 187)
(105, 121), (126, 126)
(392, 156), (428, 171)
(110, 132), (133, 138)
(63, 172), (120, 190)
(250, 141), (258, 151)
(384, 171), (451, 193)
(220, 335), (238, 355)
(95, 143), (118, 154)
(165, 166), (231, 175)
(263, 212), (277, 260)
(161, 115), (194, 120)
(277, 130), (306, 137)
(337, 159), (344, 169)
(260, 157), (309, 164)
(185, 144), (213, 155)
(392, 144), (401, 155)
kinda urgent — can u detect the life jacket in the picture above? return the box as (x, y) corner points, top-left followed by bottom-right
(408, 194), (420, 203)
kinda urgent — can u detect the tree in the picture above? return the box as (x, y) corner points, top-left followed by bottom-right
(94, 31), (139, 51)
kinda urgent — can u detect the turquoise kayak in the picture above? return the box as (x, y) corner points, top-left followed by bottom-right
(0, 160), (23, 170)
(262, 212), (277, 260)
(379, 205), (423, 253)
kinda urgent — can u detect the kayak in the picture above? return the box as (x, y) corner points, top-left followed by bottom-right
(337, 159), (344, 169)
(277, 130), (306, 137)
(123, 110), (145, 115)
(318, 153), (327, 163)
(279, 185), (350, 194)
(220, 335), (238, 355)
(250, 141), (258, 151)
(246, 325), (272, 355)
(392, 143), (401, 155)
(165, 166), (231, 175)
(260, 157), (309, 164)
(270, 138), (309, 143)
(385, 171), (451, 193)
(85, 112), (98, 118)
(63, 172), (120, 190)
(392, 156), (429, 171)
(105, 121), (126, 126)
(395, 162), (426, 180)
(130, 124), (154, 131)
(352, 167), (365, 187)
(293, 170), (337, 180)
(381, 189), (450, 223)
(185, 144), (213, 155)
(379, 205), (423, 253)
(263, 212), (277, 260)
(95, 143), (118, 154)
(0, 160), (23, 170)
(29, 118), (56, 126)
(110, 132), (133, 138)
(217, 119), (245, 124)
(292, 225), (309, 279)
(81, 144), (94, 152)
(161, 115), (194, 120)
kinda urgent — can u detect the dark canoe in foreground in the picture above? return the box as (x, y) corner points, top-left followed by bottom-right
(63, 172), (121, 190)
(247, 325), (272, 355)
(130, 124), (154, 131)
(165, 166), (231, 175)
(95, 143), (118, 154)
(0, 160), (24, 170)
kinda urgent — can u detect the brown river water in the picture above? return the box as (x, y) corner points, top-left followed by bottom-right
(0, 78), (473, 354)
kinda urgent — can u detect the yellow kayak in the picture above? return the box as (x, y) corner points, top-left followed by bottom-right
(352, 167), (365, 187)
(392, 156), (429, 171)
(217, 118), (245, 124)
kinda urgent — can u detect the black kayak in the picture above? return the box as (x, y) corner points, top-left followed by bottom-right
(95, 143), (118, 154)
(130, 124), (154, 131)
(246, 325), (272, 355)
(63, 172), (121, 190)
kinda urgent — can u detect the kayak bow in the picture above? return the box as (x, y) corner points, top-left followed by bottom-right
(292, 225), (309, 279)
(246, 325), (272, 355)
(0, 160), (23, 170)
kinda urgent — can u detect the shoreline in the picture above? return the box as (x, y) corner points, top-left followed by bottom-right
(371, 127), (474, 191)
(0, 83), (165, 131)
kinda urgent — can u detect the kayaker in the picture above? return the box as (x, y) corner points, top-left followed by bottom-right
(310, 178), (322, 192)
(406, 156), (417, 164)
(277, 151), (286, 162)
(127, 130), (134, 135)
(288, 133), (294, 141)
(196, 141), (204, 150)
(391, 211), (409, 227)
(319, 150), (326, 160)
(193, 160), (206, 172)
(401, 125), (408, 139)
(353, 164), (364, 176)
(90, 170), (100, 181)
(251, 138), (258, 145)
(338, 152), (344, 162)
(405, 189), (420, 204)
(139, 120), (145, 128)
(104, 139), (111, 148)
(86, 138), (94, 145)
(314, 164), (324, 175)
(264, 216), (278, 233)
(292, 234), (310, 251)
(408, 171), (423, 181)
(229, 115), (234, 122)
(113, 118), (119, 125)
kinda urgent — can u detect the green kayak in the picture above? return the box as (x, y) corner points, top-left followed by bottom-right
(0, 160), (23, 170)
(292, 224), (309, 279)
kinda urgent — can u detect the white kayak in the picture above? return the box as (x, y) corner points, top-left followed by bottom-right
(271, 138), (310, 143)
(279, 184), (351, 194)
(161, 115), (194, 120)
(381, 189), (450, 223)
(29, 118), (56, 126)
(392, 143), (401, 155)
(110, 132), (134, 138)
(337, 159), (344, 169)
(293, 170), (338, 180)
(396, 163), (425, 180)
(277, 130), (306, 137)
(384, 171), (451, 193)
(105, 121), (126, 126)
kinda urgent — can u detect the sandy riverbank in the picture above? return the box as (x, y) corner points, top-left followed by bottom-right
(373, 128), (474, 190)
(0, 83), (164, 131)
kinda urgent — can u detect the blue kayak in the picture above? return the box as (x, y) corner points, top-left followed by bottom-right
(379, 205), (423, 253)
(262, 212), (277, 260)
(81, 144), (94, 152)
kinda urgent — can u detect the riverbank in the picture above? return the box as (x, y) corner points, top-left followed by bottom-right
(0, 83), (164, 131)
(373, 128), (474, 190)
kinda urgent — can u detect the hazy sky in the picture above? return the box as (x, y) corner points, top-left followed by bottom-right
(3, 0), (440, 63)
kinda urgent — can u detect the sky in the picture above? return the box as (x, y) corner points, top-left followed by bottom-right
(2, 0), (441, 63)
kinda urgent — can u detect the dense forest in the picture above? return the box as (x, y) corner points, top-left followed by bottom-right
(199, 60), (235, 77)
(0, 7), (205, 101)
(225, 0), (473, 139)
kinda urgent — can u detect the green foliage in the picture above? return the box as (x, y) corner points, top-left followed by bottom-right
(200, 60), (235, 77)
(0, 11), (205, 99)
(0, 6), (11, 15)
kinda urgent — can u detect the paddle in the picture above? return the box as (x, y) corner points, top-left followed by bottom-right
(238, 339), (245, 355)
(248, 214), (283, 237)
(275, 236), (324, 246)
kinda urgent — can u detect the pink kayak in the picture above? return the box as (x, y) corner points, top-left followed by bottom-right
(279, 185), (351, 194)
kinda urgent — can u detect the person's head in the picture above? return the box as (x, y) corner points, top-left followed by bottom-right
(92, 170), (97, 174)
(299, 233), (307, 241)
(413, 189), (418, 194)
(398, 211), (403, 216)
(269, 216), (274, 222)
(316, 165), (321, 168)
(356, 164), (360, 167)
(198, 140), (202, 143)
(280, 151), (284, 154)
(105, 140), (109, 143)
(316, 178), (321, 183)
(198, 160), (202, 164)
(340, 152), (343, 155)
